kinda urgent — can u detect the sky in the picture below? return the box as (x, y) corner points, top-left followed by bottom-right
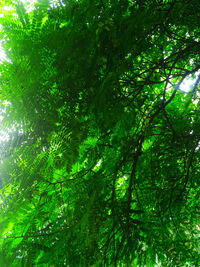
(180, 74), (198, 93)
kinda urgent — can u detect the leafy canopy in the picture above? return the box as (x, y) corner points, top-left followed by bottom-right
(0, 0), (200, 266)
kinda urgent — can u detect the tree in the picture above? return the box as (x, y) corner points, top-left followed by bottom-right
(0, 0), (200, 266)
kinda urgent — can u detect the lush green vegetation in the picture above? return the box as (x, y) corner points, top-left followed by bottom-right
(0, 0), (200, 266)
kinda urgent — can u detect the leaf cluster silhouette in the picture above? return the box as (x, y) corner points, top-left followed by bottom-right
(0, 0), (200, 266)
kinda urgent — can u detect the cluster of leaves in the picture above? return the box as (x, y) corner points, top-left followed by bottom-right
(0, 0), (200, 266)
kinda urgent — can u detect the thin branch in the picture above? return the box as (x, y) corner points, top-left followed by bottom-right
(127, 134), (145, 224)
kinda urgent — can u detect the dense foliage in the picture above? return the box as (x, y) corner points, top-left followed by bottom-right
(0, 0), (200, 266)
